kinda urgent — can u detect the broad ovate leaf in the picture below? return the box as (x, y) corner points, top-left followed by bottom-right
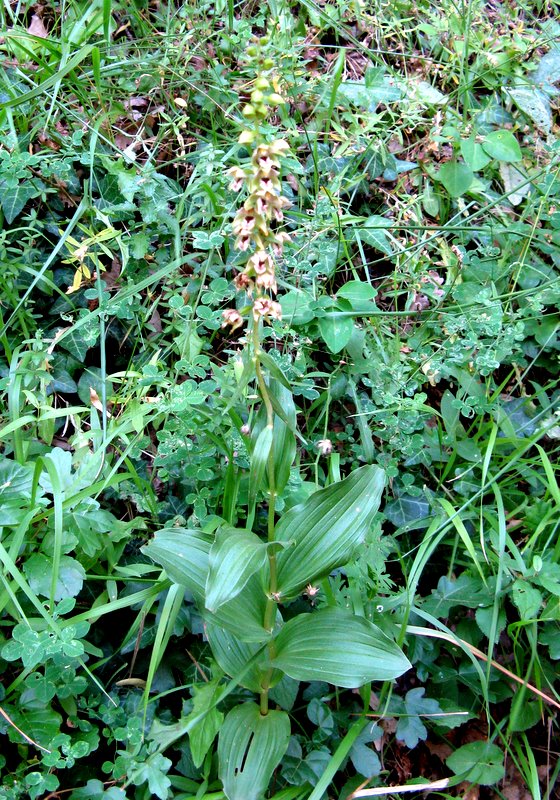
(275, 465), (385, 599)
(482, 130), (522, 163)
(271, 607), (411, 687)
(218, 702), (290, 800)
(209, 573), (271, 642)
(205, 622), (279, 693)
(141, 528), (212, 601)
(205, 528), (268, 613)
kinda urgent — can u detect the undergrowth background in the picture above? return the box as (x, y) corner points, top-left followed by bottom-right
(0, 0), (559, 798)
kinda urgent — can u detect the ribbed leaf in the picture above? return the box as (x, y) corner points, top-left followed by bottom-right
(275, 465), (385, 599)
(270, 382), (296, 493)
(141, 528), (211, 601)
(248, 425), (273, 521)
(271, 608), (411, 687)
(205, 528), (268, 613)
(218, 702), (290, 800)
(205, 622), (279, 693)
(210, 572), (272, 642)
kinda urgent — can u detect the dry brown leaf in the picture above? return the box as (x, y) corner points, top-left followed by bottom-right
(27, 14), (48, 38)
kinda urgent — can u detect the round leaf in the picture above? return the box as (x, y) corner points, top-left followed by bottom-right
(437, 161), (474, 197)
(482, 130), (522, 163)
(446, 741), (504, 785)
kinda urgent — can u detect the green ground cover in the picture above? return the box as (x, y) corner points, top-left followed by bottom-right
(0, 0), (559, 798)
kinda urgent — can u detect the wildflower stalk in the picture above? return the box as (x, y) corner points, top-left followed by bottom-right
(222, 34), (293, 715)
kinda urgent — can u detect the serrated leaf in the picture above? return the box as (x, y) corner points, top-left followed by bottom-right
(482, 130), (522, 163)
(271, 608), (411, 687)
(142, 528), (212, 601)
(446, 741), (504, 785)
(438, 161), (474, 197)
(511, 579), (543, 619)
(275, 465), (386, 599)
(205, 528), (269, 613)
(218, 703), (290, 800)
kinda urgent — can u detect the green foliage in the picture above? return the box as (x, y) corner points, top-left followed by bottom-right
(0, 0), (559, 798)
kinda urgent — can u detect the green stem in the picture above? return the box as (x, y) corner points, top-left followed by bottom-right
(252, 319), (279, 713)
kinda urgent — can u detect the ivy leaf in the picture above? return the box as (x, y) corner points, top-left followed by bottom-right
(349, 724), (382, 777)
(446, 741), (504, 785)
(384, 494), (430, 529)
(393, 688), (442, 748)
(356, 215), (393, 255)
(508, 87), (551, 133)
(0, 179), (38, 223)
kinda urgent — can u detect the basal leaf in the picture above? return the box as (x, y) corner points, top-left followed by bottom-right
(275, 465), (385, 599)
(318, 311), (354, 354)
(482, 130), (522, 163)
(271, 608), (411, 687)
(218, 703), (291, 800)
(460, 137), (491, 171)
(438, 161), (474, 197)
(205, 528), (269, 613)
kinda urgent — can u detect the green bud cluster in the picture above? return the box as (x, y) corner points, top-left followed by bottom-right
(241, 34), (286, 121)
